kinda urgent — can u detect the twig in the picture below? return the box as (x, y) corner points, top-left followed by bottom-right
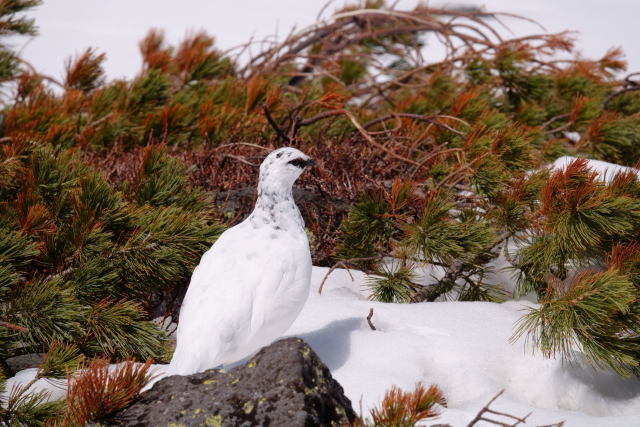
(363, 113), (467, 137)
(262, 104), (290, 143)
(604, 72), (640, 108)
(546, 121), (574, 135)
(541, 113), (570, 129)
(466, 390), (539, 427)
(466, 390), (505, 426)
(318, 255), (384, 294)
(367, 308), (376, 331)
(295, 108), (424, 167)
(342, 109), (423, 167)
(15, 57), (64, 88)
(81, 112), (113, 131)
(502, 237), (518, 266)
(222, 154), (260, 167)
(0, 320), (29, 333)
(366, 308), (376, 330)
(408, 146), (464, 180)
(434, 153), (487, 190)
(213, 142), (271, 152)
(604, 87), (640, 108)
(295, 109), (344, 128)
(18, 375), (42, 395)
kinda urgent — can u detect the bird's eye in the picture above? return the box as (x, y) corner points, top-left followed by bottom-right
(288, 158), (309, 168)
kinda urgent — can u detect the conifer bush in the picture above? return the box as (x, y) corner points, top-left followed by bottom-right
(0, 0), (640, 423)
(367, 383), (445, 426)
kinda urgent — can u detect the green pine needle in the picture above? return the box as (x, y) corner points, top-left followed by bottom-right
(39, 342), (84, 378)
(513, 269), (639, 376)
(366, 263), (418, 303)
(86, 299), (168, 360)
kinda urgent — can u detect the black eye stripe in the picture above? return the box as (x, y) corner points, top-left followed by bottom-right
(288, 158), (309, 168)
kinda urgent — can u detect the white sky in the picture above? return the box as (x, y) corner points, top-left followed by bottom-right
(9, 0), (640, 82)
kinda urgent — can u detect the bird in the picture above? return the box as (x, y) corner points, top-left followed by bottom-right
(169, 147), (315, 375)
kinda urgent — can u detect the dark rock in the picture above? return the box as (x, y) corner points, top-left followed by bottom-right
(105, 338), (357, 427)
(5, 353), (45, 374)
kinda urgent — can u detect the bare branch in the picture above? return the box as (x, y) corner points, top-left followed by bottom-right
(262, 104), (290, 143)
(363, 113), (467, 137)
(318, 255), (384, 295)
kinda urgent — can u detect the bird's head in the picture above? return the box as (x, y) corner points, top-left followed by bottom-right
(258, 147), (314, 194)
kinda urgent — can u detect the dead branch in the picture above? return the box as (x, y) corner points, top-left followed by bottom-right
(222, 154), (260, 167)
(294, 108), (423, 167)
(243, 3), (569, 93)
(343, 109), (423, 167)
(466, 390), (531, 427)
(435, 152), (488, 190)
(541, 113), (570, 129)
(318, 255), (384, 294)
(464, 389), (566, 426)
(262, 104), (290, 142)
(296, 109), (345, 128)
(408, 146), (463, 180)
(604, 72), (640, 108)
(212, 142), (272, 152)
(363, 113), (467, 137)
(604, 86), (640, 107)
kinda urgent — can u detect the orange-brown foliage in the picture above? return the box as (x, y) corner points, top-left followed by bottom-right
(62, 358), (153, 426)
(607, 242), (640, 272)
(139, 29), (173, 73)
(64, 48), (106, 93)
(369, 383), (446, 427)
(540, 158), (599, 220)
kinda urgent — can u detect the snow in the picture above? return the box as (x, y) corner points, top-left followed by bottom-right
(1, 368), (67, 402)
(285, 266), (640, 426)
(551, 156), (639, 182)
(8, 268), (640, 426)
(4, 156), (640, 426)
(6, 269), (640, 426)
(284, 157), (640, 426)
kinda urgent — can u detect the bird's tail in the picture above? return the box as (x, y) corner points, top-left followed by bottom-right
(141, 363), (173, 393)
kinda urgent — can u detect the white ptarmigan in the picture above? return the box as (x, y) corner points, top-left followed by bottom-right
(169, 147), (314, 375)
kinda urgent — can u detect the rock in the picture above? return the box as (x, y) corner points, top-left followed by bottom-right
(5, 353), (45, 374)
(105, 338), (357, 426)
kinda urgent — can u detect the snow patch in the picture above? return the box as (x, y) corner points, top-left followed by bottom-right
(550, 156), (639, 182)
(4, 266), (640, 426)
(286, 266), (640, 426)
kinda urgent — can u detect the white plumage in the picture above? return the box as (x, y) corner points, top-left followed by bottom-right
(169, 147), (314, 375)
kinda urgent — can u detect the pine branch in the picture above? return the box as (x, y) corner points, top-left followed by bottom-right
(512, 270), (640, 376)
(369, 383), (446, 427)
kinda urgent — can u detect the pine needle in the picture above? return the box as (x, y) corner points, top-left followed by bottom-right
(62, 358), (153, 426)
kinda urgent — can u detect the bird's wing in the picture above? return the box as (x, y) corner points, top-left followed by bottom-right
(171, 222), (293, 372)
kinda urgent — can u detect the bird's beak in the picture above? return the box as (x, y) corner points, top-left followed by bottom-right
(305, 158), (316, 167)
